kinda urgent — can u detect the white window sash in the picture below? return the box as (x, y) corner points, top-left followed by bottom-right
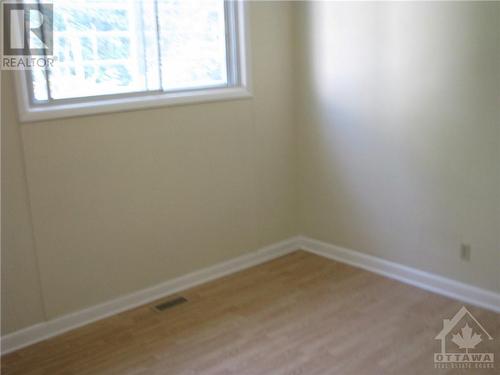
(14, 0), (252, 122)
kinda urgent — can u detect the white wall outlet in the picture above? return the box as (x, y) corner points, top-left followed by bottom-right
(460, 243), (471, 261)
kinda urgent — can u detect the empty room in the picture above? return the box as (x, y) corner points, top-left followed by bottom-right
(1, 0), (499, 374)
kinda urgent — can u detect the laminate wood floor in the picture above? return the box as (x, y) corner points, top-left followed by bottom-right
(2, 251), (499, 375)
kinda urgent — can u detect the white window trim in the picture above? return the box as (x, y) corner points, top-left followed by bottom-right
(14, 0), (252, 123)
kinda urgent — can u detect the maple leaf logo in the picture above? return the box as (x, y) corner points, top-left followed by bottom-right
(451, 323), (482, 353)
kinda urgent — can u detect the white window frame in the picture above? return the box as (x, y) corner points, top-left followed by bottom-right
(14, 0), (251, 122)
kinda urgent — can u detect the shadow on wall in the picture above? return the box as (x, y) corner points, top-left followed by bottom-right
(299, 1), (500, 292)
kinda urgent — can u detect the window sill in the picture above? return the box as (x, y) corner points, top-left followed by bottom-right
(18, 87), (253, 123)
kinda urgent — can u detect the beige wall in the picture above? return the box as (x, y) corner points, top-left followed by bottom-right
(1, 2), (297, 333)
(1, 72), (47, 334)
(296, 2), (500, 292)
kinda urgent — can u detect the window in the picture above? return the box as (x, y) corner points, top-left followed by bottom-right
(16, 0), (250, 121)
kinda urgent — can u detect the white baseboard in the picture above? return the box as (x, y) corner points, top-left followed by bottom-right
(0, 237), (300, 355)
(3, 235), (499, 355)
(297, 236), (500, 314)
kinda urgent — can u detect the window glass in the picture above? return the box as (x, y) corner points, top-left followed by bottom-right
(157, 0), (228, 91)
(30, 0), (233, 102)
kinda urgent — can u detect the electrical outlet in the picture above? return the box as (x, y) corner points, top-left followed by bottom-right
(460, 243), (471, 261)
